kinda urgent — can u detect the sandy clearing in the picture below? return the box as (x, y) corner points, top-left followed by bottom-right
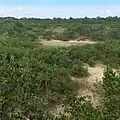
(72, 64), (105, 91)
(87, 65), (105, 83)
(40, 39), (96, 47)
(76, 65), (105, 106)
(54, 65), (105, 114)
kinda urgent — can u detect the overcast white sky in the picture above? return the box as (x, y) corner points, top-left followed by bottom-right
(0, 5), (120, 18)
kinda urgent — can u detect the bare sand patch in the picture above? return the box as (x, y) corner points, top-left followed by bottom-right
(40, 39), (96, 47)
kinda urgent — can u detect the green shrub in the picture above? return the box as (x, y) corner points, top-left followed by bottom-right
(70, 60), (88, 78)
(88, 60), (96, 67)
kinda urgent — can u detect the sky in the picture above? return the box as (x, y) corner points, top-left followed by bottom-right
(0, 0), (120, 18)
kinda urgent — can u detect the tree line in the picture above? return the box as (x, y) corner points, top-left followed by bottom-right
(0, 17), (120, 41)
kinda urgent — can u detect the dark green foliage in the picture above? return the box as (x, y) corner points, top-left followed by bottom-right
(61, 96), (102, 120)
(88, 60), (96, 67)
(102, 68), (120, 120)
(67, 40), (120, 68)
(70, 60), (88, 77)
(0, 38), (86, 119)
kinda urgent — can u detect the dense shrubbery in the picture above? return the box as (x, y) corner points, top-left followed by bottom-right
(0, 17), (120, 41)
(0, 38), (86, 119)
(1, 37), (120, 119)
(1, 16), (120, 119)
(70, 60), (89, 78)
(68, 41), (120, 68)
